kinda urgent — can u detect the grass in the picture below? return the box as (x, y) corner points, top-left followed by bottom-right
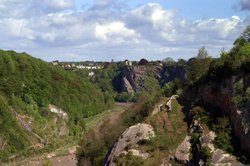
(3, 104), (129, 166)
(141, 99), (188, 165)
(84, 104), (126, 131)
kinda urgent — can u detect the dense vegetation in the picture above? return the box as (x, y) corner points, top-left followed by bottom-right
(0, 27), (249, 165)
(0, 50), (108, 161)
(77, 92), (162, 165)
(183, 27), (250, 164)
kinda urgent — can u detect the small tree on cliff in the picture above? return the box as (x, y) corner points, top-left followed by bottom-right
(197, 46), (208, 59)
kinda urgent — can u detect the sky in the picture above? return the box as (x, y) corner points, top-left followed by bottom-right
(0, 0), (249, 61)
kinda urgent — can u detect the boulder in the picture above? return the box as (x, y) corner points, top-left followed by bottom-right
(174, 136), (191, 164)
(104, 123), (155, 166)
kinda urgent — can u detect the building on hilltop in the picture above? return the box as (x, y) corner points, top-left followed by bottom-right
(52, 60), (59, 65)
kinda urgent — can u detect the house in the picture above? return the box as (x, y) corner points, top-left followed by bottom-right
(52, 60), (59, 65)
(89, 71), (95, 76)
(124, 59), (132, 66)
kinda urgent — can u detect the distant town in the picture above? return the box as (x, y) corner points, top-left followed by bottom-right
(51, 59), (165, 76)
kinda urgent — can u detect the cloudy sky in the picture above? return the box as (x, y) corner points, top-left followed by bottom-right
(0, 0), (249, 61)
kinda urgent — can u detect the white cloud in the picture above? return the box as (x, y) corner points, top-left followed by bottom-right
(95, 22), (138, 41)
(0, 1), (247, 61)
(44, 0), (75, 11)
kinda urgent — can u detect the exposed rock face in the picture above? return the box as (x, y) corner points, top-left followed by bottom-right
(200, 131), (216, 152)
(174, 136), (191, 164)
(49, 105), (69, 136)
(104, 123), (155, 166)
(122, 77), (134, 93)
(211, 149), (241, 165)
(113, 65), (187, 93)
(190, 119), (204, 133)
(14, 111), (33, 132)
(185, 74), (250, 155)
(49, 104), (68, 121)
(125, 149), (150, 159)
(166, 95), (179, 112)
(113, 66), (162, 93)
(200, 131), (243, 166)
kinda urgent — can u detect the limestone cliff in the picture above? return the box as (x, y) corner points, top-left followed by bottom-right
(185, 74), (250, 155)
(113, 65), (187, 93)
(104, 123), (155, 166)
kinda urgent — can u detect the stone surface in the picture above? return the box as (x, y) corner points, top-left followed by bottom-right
(211, 149), (242, 166)
(122, 77), (134, 93)
(200, 131), (243, 166)
(166, 95), (178, 112)
(174, 136), (191, 164)
(104, 123), (155, 166)
(200, 131), (216, 152)
(125, 149), (150, 159)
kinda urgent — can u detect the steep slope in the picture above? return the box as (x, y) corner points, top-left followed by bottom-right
(182, 28), (250, 163)
(77, 94), (188, 166)
(112, 64), (187, 94)
(0, 50), (107, 162)
(113, 66), (161, 93)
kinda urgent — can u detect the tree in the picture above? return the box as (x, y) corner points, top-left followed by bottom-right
(138, 58), (149, 65)
(197, 46), (208, 59)
(234, 26), (250, 47)
(162, 57), (175, 65)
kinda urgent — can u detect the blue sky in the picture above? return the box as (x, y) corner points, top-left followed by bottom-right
(76, 0), (246, 19)
(0, 0), (249, 61)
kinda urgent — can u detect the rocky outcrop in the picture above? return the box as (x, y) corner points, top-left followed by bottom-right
(211, 149), (242, 165)
(125, 149), (150, 159)
(49, 104), (68, 121)
(200, 131), (216, 152)
(185, 74), (250, 155)
(113, 64), (187, 93)
(122, 77), (134, 93)
(104, 123), (155, 166)
(166, 95), (179, 112)
(200, 131), (243, 166)
(113, 66), (162, 93)
(174, 136), (191, 164)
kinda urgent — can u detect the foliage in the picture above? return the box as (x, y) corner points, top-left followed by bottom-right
(77, 92), (162, 165)
(200, 146), (212, 165)
(0, 95), (29, 162)
(88, 63), (119, 106)
(187, 57), (213, 84)
(116, 92), (137, 102)
(197, 46), (209, 59)
(42, 160), (53, 166)
(162, 79), (183, 97)
(212, 117), (233, 153)
(0, 50), (108, 160)
(114, 152), (144, 166)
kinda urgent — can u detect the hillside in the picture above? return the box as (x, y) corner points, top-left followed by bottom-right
(0, 50), (108, 162)
(76, 27), (250, 166)
(182, 27), (250, 163)
(0, 27), (249, 166)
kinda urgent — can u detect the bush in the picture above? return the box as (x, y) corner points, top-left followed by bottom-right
(212, 117), (233, 153)
(201, 146), (212, 164)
